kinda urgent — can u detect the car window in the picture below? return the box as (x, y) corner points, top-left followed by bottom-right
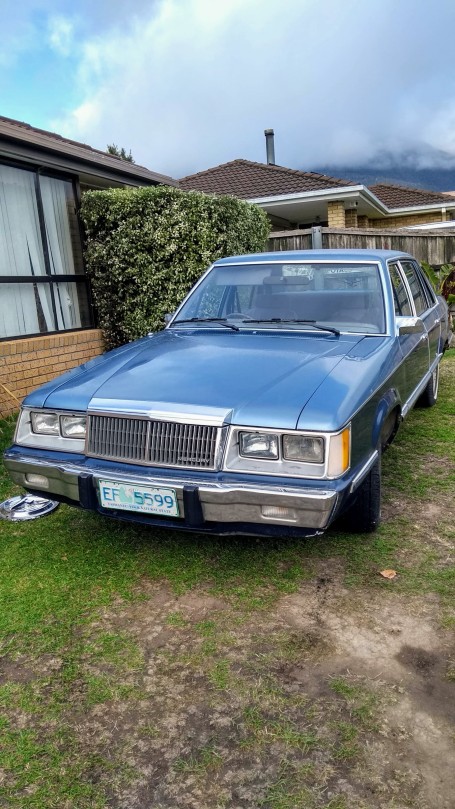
(399, 260), (429, 315)
(415, 264), (437, 307)
(388, 263), (412, 316)
(174, 262), (386, 333)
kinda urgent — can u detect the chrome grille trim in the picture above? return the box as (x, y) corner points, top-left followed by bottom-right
(87, 414), (219, 469)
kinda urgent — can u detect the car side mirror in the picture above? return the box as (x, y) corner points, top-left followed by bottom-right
(164, 312), (175, 324)
(396, 316), (425, 335)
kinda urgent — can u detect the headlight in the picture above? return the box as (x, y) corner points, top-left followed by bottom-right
(60, 415), (87, 439)
(225, 424), (350, 479)
(283, 434), (324, 463)
(31, 412), (59, 435)
(239, 431), (279, 459)
(16, 408), (87, 451)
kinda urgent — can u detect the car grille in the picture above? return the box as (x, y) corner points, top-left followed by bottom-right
(87, 414), (219, 469)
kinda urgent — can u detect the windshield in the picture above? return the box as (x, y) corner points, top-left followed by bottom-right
(172, 262), (386, 334)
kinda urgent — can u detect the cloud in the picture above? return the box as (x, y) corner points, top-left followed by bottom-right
(48, 0), (455, 177)
(47, 15), (75, 56)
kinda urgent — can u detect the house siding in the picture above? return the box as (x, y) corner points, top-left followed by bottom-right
(0, 329), (104, 417)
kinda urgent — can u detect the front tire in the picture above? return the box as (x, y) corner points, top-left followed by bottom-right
(343, 457), (381, 534)
(417, 365), (439, 408)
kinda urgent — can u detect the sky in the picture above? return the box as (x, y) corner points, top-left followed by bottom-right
(2, 0), (455, 179)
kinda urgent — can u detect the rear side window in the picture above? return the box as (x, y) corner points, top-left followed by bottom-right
(399, 261), (429, 315)
(416, 265), (437, 307)
(388, 263), (412, 316)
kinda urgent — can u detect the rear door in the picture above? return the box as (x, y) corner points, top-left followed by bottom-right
(387, 261), (429, 402)
(398, 260), (440, 364)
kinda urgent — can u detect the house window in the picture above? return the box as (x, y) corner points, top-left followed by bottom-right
(0, 162), (93, 340)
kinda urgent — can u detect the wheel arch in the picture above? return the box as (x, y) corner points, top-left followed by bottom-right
(372, 389), (402, 450)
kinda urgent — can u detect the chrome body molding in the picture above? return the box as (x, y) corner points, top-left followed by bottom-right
(349, 450), (379, 493)
(5, 453), (338, 530)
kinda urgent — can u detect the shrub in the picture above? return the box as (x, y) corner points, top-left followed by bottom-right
(421, 261), (455, 304)
(81, 185), (270, 348)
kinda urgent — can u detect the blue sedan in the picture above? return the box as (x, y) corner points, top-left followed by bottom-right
(4, 250), (450, 536)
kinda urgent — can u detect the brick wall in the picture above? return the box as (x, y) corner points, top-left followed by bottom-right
(327, 201), (346, 228)
(369, 211), (446, 229)
(0, 329), (105, 417)
(344, 208), (358, 228)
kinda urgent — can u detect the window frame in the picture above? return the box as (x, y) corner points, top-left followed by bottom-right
(413, 261), (438, 309)
(386, 260), (413, 317)
(397, 259), (431, 316)
(0, 156), (95, 342)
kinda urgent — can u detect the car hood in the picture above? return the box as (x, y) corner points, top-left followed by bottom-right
(31, 329), (365, 430)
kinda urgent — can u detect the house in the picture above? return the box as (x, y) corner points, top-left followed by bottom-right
(179, 132), (455, 231)
(0, 115), (176, 416)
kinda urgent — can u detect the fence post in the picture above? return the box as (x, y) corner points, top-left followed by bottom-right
(311, 226), (322, 249)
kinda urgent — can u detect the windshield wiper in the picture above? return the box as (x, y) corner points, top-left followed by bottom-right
(242, 318), (340, 335)
(171, 317), (239, 331)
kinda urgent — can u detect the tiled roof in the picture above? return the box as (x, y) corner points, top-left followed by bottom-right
(0, 115), (176, 186)
(369, 182), (451, 209)
(179, 158), (453, 212)
(179, 159), (355, 198)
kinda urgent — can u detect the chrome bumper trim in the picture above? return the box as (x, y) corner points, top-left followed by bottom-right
(4, 454), (338, 530)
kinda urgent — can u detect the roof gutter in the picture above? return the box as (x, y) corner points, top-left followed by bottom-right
(384, 200), (455, 214)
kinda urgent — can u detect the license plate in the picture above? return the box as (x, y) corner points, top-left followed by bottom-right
(98, 480), (179, 517)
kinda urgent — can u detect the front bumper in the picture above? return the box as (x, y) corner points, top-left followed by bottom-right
(3, 448), (343, 536)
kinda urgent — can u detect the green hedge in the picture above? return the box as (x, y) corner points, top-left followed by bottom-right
(80, 185), (270, 348)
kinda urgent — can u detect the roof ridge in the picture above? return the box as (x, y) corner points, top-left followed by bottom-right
(179, 158), (354, 187)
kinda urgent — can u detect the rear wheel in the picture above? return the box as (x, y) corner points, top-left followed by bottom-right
(342, 457), (381, 534)
(417, 365), (439, 408)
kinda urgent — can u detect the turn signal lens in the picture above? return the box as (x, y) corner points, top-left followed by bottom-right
(261, 505), (296, 521)
(25, 473), (49, 489)
(327, 426), (351, 477)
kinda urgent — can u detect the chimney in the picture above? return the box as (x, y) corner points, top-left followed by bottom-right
(264, 129), (275, 165)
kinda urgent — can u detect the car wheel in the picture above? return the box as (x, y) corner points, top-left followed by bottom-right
(417, 365), (439, 408)
(343, 457), (381, 534)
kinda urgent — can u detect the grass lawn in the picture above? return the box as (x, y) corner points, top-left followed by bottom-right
(0, 352), (454, 809)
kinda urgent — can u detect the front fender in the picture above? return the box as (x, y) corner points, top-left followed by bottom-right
(372, 389), (401, 449)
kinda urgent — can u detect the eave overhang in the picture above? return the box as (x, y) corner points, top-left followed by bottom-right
(247, 185), (386, 222)
(246, 184), (455, 223)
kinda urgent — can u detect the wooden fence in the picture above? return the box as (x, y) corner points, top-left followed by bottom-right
(268, 227), (455, 266)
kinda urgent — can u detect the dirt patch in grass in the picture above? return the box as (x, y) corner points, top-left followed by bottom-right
(2, 568), (452, 809)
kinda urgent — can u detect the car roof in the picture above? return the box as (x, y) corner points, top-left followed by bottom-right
(214, 249), (412, 265)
